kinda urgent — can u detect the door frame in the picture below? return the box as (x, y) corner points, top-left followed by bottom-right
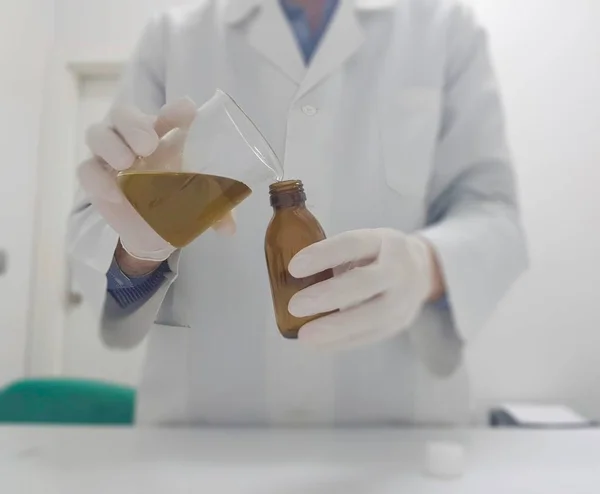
(26, 52), (123, 376)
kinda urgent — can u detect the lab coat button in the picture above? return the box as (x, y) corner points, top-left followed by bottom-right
(302, 105), (318, 116)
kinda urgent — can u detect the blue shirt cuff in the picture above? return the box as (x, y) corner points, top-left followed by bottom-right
(434, 296), (450, 310)
(106, 256), (170, 289)
(106, 257), (171, 309)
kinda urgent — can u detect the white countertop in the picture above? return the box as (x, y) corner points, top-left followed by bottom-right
(1, 426), (599, 493)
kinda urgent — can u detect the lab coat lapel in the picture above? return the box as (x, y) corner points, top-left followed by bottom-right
(225, 0), (398, 93)
(295, 0), (365, 99)
(237, 0), (306, 85)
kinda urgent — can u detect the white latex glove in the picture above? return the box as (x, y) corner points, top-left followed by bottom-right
(287, 229), (434, 351)
(78, 97), (236, 261)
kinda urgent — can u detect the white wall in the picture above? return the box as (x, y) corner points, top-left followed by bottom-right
(0, 1), (54, 386)
(55, 0), (192, 62)
(35, 0), (600, 418)
(466, 0), (600, 418)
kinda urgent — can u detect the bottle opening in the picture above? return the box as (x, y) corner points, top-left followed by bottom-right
(269, 179), (303, 193)
(269, 180), (306, 208)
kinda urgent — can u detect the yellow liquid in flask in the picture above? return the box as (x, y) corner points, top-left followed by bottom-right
(117, 171), (251, 248)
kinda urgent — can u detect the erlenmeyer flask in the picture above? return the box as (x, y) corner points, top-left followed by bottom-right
(116, 89), (283, 249)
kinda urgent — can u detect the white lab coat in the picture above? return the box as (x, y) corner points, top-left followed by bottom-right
(68, 0), (528, 426)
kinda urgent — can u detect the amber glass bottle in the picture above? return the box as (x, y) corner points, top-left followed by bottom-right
(265, 180), (333, 339)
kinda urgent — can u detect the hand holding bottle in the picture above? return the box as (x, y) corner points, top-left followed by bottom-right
(287, 229), (441, 350)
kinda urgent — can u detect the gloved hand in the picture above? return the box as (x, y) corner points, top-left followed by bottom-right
(78, 97), (236, 262)
(288, 229), (435, 351)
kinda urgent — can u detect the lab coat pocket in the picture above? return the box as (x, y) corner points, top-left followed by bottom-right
(379, 88), (442, 197)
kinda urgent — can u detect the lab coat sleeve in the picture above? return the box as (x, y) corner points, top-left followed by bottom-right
(67, 14), (181, 349)
(420, 5), (529, 343)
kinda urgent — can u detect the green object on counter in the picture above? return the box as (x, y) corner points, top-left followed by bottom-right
(0, 378), (135, 425)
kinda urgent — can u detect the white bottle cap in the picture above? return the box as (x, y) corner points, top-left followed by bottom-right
(423, 441), (466, 479)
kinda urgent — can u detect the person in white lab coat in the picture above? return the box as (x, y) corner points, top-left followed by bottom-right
(69, 0), (528, 426)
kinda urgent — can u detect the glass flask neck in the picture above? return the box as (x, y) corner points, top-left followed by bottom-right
(270, 180), (306, 209)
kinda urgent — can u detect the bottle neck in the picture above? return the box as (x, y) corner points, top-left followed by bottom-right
(269, 180), (306, 210)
